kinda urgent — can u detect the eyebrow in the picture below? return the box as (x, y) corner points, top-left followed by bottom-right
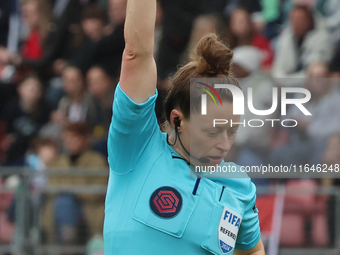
(205, 125), (240, 130)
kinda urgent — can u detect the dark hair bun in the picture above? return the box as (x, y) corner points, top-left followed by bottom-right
(193, 33), (233, 76)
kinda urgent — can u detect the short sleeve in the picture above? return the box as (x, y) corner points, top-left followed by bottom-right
(107, 82), (160, 174)
(235, 182), (261, 250)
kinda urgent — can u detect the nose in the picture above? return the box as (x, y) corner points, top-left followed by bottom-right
(216, 132), (231, 152)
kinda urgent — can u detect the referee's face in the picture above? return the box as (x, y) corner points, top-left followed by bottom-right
(189, 101), (241, 166)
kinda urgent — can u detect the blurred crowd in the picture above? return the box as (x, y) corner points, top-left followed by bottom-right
(1, 0), (340, 252)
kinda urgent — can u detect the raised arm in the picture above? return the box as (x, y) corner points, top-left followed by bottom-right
(107, 0), (160, 174)
(120, 0), (157, 103)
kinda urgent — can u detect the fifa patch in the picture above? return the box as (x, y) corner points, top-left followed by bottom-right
(219, 207), (242, 254)
(150, 186), (182, 219)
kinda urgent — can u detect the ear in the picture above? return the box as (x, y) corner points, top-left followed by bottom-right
(169, 109), (183, 129)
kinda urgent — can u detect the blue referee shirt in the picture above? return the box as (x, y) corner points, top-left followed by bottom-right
(104, 83), (261, 254)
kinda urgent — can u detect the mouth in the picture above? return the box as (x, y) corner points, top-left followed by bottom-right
(206, 156), (223, 163)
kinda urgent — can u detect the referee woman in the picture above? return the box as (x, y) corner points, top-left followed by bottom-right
(104, 0), (265, 254)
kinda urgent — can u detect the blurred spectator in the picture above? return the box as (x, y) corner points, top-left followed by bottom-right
(0, 75), (51, 165)
(6, 0), (82, 82)
(25, 137), (60, 233)
(270, 62), (340, 167)
(282, 0), (340, 41)
(0, 0), (52, 82)
(272, 5), (334, 79)
(2, 0), (53, 79)
(53, 122), (107, 172)
(45, 3), (107, 110)
(57, 66), (97, 127)
(231, 46), (276, 186)
(72, 0), (126, 78)
(53, 3), (107, 77)
(42, 0), (81, 70)
(227, 8), (274, 69)
(87, 66), (115, 156)
(26, 137), (59, 191)
(42, 122), (107, 245)
(87, 66), (114, 133)
(80, 4), (106, 43)
(20, 0), (52, 62)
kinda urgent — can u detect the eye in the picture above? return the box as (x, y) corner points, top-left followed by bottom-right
(228, 130), (238, 137)
(206, 129), (219, 136)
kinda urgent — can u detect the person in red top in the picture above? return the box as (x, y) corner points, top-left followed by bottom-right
(228, 8), (274, 70)
(21, 29), (44, 60)
(20, 0), (52, 61)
